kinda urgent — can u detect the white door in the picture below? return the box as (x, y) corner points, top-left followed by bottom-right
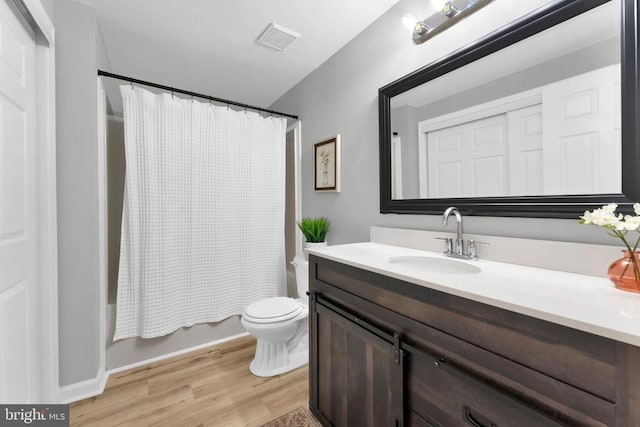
(507, 104), (543, 196)
(427, 114), (508, 198)
(542, 64), (621, 195)
(0, 0), (38, 403)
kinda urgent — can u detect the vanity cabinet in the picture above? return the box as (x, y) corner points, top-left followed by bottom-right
(308, 255), (640, 427)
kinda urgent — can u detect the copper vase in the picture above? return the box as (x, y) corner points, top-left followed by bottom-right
(608, 250), (640, 293)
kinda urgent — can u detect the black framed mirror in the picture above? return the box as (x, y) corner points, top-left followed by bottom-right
(379, 0), (640, 218)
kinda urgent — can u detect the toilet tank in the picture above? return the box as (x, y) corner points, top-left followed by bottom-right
(292, 255), (309, 298)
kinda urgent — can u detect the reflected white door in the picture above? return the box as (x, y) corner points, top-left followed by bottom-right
(542, 64), (621, 195)
(508, 104), (543, 196)
(0, 0), (38, 403)
(427, 114), (508, 198)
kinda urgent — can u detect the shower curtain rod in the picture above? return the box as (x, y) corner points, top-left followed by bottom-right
(97, 70), (299, 120)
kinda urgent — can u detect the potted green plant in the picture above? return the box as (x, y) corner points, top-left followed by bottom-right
(297, 217), (330, 260)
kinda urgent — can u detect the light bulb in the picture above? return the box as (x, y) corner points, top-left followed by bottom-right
(401, 13), (418, 32)
(442, 1), (458, 17)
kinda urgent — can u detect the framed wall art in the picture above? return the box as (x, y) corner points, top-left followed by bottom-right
(313, 135), (341, 192)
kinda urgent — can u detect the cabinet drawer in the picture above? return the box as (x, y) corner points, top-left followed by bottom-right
(407, 350), (562, 427)
(407, 410), (437, 427)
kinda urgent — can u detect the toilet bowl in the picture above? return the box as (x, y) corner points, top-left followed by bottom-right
(241, 255), (309, 377)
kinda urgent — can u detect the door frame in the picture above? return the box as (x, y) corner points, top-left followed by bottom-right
(96, 77), (108, 397)
(287, 121), (303, 257)
(11, 0), (58, 402)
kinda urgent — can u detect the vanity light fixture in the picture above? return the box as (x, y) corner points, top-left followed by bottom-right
(412, 0), (494, 45)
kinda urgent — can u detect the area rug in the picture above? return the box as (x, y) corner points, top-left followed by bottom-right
(260, 406), (322, 427)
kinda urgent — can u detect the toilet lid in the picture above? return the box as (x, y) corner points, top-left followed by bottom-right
(244, 297), (303, 323)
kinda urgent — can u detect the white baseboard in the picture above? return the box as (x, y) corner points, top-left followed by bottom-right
(57, 332), (250, 403)
(107, 332), (249, 375)
(58, 368), (108, 404)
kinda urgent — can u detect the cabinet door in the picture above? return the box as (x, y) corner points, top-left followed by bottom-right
(310, 297), (403, 427)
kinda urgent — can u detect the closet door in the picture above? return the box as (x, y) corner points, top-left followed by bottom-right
(542, 64), (621, 195)
(426, 114), (508, 198)
(507, 104), (544, 196)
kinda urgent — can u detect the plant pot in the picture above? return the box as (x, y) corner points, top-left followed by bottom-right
(303, 241), (327, 261)
(608, 250), (640, 293)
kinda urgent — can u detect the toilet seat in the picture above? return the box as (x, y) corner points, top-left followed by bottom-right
(243, 297), (303, 324)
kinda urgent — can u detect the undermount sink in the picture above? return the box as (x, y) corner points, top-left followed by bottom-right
(388, 256), (481, 275)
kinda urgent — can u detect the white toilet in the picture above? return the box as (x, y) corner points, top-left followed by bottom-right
(241, 255), (309, 377)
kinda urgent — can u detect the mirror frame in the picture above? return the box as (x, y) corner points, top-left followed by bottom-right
(379, 0), (640, 218)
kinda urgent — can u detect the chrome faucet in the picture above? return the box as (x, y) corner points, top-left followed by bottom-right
(442, 206), (464, 256)
(437, 206), (488, 260)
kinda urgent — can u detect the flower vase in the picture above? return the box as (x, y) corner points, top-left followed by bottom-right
(608, 250), (640, 293)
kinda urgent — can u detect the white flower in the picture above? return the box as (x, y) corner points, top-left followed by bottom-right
(586, 207), (619, 227)
(581, 203), (640, 250)
(621, 217), (640, 231)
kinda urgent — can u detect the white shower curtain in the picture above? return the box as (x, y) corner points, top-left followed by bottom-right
(114, 86), (287, 340)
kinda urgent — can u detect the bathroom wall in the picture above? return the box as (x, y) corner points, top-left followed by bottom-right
(40, 0), (110, 387)
(271, 0), (618, 246)
(106, 117), (124, 304)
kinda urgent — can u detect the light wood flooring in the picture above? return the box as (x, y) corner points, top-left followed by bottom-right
(70, 336), (309, 427)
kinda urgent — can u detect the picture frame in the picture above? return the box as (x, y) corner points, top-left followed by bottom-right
(313, 135), (341, 192)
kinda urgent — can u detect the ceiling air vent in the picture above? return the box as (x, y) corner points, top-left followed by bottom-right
(257, 22), (301, 51)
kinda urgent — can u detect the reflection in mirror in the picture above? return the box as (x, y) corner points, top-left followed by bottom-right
(390, 0), (620, 200)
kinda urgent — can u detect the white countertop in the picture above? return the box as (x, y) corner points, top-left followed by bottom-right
(308, 242), (640, 347)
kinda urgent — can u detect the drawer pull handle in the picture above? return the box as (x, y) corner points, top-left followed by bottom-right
(464, 406), (497, 427)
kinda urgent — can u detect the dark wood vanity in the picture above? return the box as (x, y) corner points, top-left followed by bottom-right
(308, 254), (640, 426)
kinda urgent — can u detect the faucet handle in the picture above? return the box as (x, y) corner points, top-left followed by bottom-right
(435, 237), (453, 254)
(467, 240), (489, 259)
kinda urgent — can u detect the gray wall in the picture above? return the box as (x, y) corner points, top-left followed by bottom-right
(44, 0), (110, 387)
(390, 105), (419, 198)
(271, 0), (617, 246)
(107, 117), (124, 304)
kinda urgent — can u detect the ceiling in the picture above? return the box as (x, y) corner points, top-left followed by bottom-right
(85, 0), (400, 115)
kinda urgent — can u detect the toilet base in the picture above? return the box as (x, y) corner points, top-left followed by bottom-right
(248, 321), (308, 377)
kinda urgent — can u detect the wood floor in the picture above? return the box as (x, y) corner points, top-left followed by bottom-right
(70, 336), (309, 427)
